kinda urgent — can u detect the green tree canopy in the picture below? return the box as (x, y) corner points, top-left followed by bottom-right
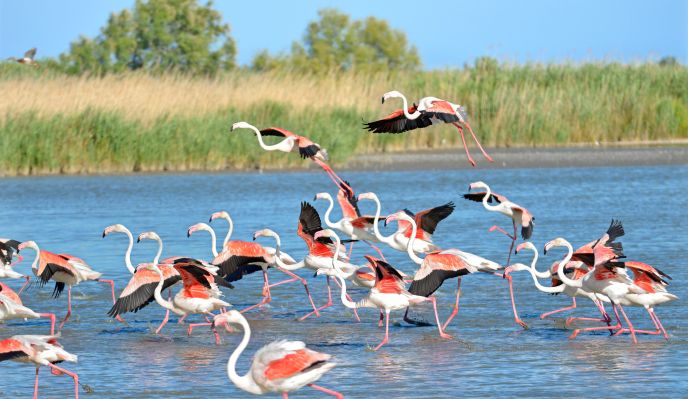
(60, 0), (236, 75)
(252, 9), (421, 73)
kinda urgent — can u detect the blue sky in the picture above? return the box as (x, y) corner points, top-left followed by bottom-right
(1, 0), (686, 68)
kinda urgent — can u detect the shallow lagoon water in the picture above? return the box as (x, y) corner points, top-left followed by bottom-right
(1, 164), (687, 398)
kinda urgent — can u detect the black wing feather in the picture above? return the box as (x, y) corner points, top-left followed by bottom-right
(409, 270), (465, 297)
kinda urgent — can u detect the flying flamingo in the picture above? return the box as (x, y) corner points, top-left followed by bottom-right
(316, 229), (451, 350)
(138, 231), (230, 344)
(464, 181), (534, 265)
(188, 222), (319, 315)
(213, 310), (343, 398)
(103, 224), (181, 333)
(545, 237), (643, 343)
(505, 242), (613, 329)
(7, 48), (39, 67)
(363, 90), (493, 167)
(17, 241), (121, 329)
(231, 122), (351, 192)
(386, 211), (513, 329)
(1, 282), (56, 334)
(357, 192), (453, 254)
(1, 238), (30, 293)
(0, 335), (79, 399)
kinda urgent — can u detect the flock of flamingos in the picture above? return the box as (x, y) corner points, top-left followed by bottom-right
(0, 90), (678, 398)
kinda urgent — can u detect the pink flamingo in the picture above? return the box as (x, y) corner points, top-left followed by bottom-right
(464, 181), (534, 265)
(0, 335), (79, 399)
(0, 282), (55, 334)
(364, 90), (493, 166)
(17, 241), (121, 329)
(137, 231), (230, 343)
(1, 238), (31, 293)
(214, 310), (343, 398)
(317, 229), (451, 351)
(386, 211), (513, 329)
(188, 222), (318, 315)
(231, 122), (350, 192)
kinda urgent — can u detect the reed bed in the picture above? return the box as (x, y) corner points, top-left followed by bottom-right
(1, 63), (686, 176)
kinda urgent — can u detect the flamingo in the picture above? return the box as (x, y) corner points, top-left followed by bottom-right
(386, 211), (513, 329)
(1, 238), (31, 293)
(188, 222), (319, 315)
(17, 241), (121, 329)
(137, 231), (230, 344)
(363, 90), (493, 166)
(1, 282), (55, 334)
(357, 192), (453, 254)
(464, 181), (534, 265)
(504, 242), (613, 329)
(103, 224), (179, 331)
(213, 310), (343, 398)
(0, 335), (80, 399)
(316, 229), (451, 350)
(231, 122), (350, 192)
(7, 48), (39, 67)
(545, 237), (643, 343)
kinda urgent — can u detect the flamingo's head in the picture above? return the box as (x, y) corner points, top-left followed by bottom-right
(212, 310), (245, 328)
(468, 181), (488, 192)
(209, 211), (230, 223)
(454, 105), (469, 123)
(313, 192), (331, 202)
(381, 90), (403, 104)
(357, 192), (377, 201)
(230, 121), (256, 132)
(315, 268), (336, 277)
(17, 241), (38, 253)
(187, 223), (211, 238)
(385, 211), (413, 226)
(253, 229), (277, 241)
(102, 224), (129, 238)
(137, 231), (161, 243)
(313, 229), (337, 242)
(504, 263), (530, 276)
(515, 242), (536, 254)
(543, 238), (568, 255)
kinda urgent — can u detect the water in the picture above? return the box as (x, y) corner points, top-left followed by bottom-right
(1, 165), (687, 398)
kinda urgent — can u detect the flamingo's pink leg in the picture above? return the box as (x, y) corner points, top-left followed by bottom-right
(570, 303), (623, 339)
(504, 273), (528, 329)
(543, 298), (577, 319)
(464, 121), (494, 162)
(442, 277), (462, 331)
(614, 307), (662, 337)
(650, 308), (669, 340)
(282, 393), (288, 399)
(155, 289), (172, 333)
(308, 384), (344, 399)
(347, 241), (355, 259)
(38, 313), (56, 335)
(489, 225), (516, 240)
(565, 299), (612, 328)
(299, 276), (333, 321)
(312, 158), (352, 192)
(373, 310), (391, 351)
(616, 303), (637, 343)
(276, 267), (320, 315)
(241, 271), (271, 313)
(188, 315), (221, 344)
(452, 123), (476, 167)
(59, 287), (72, 330)
(428, 296), (452, 339)
(18, 275), (31, 295)
(47, 363), (79, 399)
(363, 240), (387, 261)
(33, 366), (39, 399)
(332, 276), (360, 322)
(97, 279), (126, 324)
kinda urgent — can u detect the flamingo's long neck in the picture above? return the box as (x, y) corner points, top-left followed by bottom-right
(270, 232), (305, 270)
(122, 229), (135, 274)
(321, 194), (342, 230)
(479, 184), (500, 212)
(246, 124), (291, 152)
(205, 227), (219, 258)
(397, 93), (421, 120)
(222, 216), (234, 247)
(523, 246), (549, 279)
(227, 316), (262, 394)
(521, 247), (562, 293)
(555, 241), (581, 288)
(369, 195), (394, 245)
(402, 215), (424, 265)
(28, 243), (40, 272)
(150, 238), (176, 313)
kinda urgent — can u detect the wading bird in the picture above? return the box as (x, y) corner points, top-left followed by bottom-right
(0, 335), (79, 399)
(231, 122), (350, 192)
(364, 90), (493, 166)
(317, 229), (451, 350)
(464, 181), (534, 265)
(0, 282), (56, 334)
(17, 241), (121, 329)
(138, 231), (230, 344)
(358, 192), (453, 254)
(214, 310), (343, 398)
(7, 48), (39, 67)
(1, 238), (30, 293)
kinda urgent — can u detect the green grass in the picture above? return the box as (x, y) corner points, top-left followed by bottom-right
(1, 62), (687, 176)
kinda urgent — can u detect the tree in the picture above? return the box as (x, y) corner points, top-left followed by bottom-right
(60, 0), (236, 75)
(251, 9), (420, 73)
(658, 56), (679, 67)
